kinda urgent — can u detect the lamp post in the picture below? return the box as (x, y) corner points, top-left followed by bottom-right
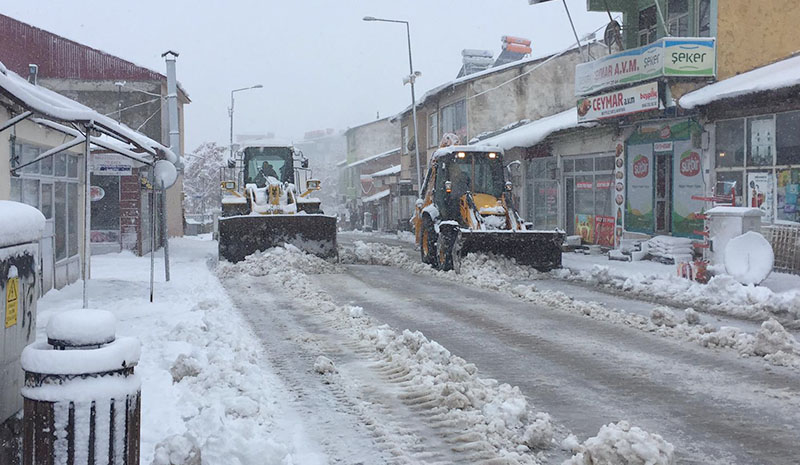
(363, 16), (423, 194)
(228, 85), (263, 159)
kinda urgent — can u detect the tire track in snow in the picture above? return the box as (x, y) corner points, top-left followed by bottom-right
(222, 273), (539, 464)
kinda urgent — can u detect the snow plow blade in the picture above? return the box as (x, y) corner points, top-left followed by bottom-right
(459, 230), (565, 271)
(218, 214), (338, 263)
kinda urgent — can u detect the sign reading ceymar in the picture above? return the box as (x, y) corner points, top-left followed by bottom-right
(576, 37), (716, 95)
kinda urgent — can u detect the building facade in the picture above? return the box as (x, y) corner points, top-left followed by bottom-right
(0, 14), (190, 256)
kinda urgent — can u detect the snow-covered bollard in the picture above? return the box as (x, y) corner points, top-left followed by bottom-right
(20, 309), (141, 465)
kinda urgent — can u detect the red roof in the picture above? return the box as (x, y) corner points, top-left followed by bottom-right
(0, 14), (165, 82)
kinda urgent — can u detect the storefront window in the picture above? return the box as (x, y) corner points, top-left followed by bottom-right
(68, 155), (79, 178)
(638, 6), (658, 46)
(575, 158), (594, 172)
(777, 168), (800, 223)
(776, 110), (800, 165)
(747, 116), (774, 167)
(68, 183), (79, 256)
(528, 158), (558, 230)
(716, 119), (744, 167)
(55, 152), (67, 177)
(21, 145), (39, 174)
(41, 184), (53, 219)
(55, 181), (67, 261)
(697, 0), (711, 36)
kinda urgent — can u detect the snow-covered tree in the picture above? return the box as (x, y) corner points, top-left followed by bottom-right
(183, 142), (227, 216)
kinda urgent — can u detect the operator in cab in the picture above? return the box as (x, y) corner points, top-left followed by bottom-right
(254, 161), (279, 187)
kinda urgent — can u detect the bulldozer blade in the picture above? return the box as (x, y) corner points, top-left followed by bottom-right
(219, 214), (338, 263)
(458, 230), (564, 271)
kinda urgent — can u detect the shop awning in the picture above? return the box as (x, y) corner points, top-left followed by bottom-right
(370, 164), (401, 178)
(362, 189), (390, 203)
(474, 108), (586, 151)
(0, 60), (177, 165)
(348, 147), (400, 168)
(680, 54), (800, 109)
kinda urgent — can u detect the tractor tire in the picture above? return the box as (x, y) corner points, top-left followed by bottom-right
(420, 216), (438, 267)
(437, 223), (461, 272)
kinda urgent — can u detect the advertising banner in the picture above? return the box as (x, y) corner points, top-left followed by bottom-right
(576, 214), (594, 243)
(671, 140), (705, 237)
(625, 144), (653, 233)
(91, 153), (133, 176)
(747, 172), (774, 222)
(575, 37), (716, 96)
(577, 82), (659, 123)
(594, 215), (615, 247)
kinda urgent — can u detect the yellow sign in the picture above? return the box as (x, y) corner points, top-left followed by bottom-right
(5, 277), (19, 328)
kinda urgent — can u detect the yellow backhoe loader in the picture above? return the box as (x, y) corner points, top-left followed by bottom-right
(218, 142), (337, 262)
(413, 144), (564, 272)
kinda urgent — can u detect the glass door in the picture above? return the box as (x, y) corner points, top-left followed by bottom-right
(655, 154), (672, 233)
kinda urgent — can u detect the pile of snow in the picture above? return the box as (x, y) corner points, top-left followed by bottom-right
(46, 309), (117, 346)
(0, 200), (46, 248)
(723, 231), (774, 285)
(564, 261), (800, 328)
(151, 433), (201, 465)
(562, 421), (674, 465)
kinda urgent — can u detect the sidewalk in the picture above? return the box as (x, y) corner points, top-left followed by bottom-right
(34, 237), (324, 465)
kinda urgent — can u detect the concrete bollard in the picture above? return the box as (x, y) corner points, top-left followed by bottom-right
(20, 309), (141, 465)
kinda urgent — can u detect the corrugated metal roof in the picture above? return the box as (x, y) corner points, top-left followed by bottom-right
(0, 14), (164, 82)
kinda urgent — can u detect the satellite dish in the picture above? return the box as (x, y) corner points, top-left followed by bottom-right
(154, 160), (178, 189)
(604, 20), (622, 52)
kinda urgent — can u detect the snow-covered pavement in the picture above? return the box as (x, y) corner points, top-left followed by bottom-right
(35, 237), (327, 465)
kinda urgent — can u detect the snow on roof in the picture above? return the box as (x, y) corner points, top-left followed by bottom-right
(348, 147), (401, 168)
(0, 200), (46, 247)
(362, 189), (390, 203)
(0, 60), (177, 164)
(680, 54), (800, 109)
(370, 164), (401, 177)
(474, 108), (586, 150)
(237, 139), (294, 150)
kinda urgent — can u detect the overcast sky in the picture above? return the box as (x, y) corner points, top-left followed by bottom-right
(0, 0), (610, 152)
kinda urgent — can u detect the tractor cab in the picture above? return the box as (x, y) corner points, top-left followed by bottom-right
(242, 145), (296, 187)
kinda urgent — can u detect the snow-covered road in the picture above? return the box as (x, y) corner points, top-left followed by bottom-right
(319, 232), (800, 465)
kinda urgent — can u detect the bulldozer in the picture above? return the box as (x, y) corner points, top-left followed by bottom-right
(218, 142), (337, 263)
(412, 144), (564, 272)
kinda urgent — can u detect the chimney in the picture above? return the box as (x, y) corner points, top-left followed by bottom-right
(161, 50), (181, 160)
(28, 64), (38, 84)
(459, 49), (494, 77)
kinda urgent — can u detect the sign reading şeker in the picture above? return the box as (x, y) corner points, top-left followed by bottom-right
(575, 37), (716, 96)
(577, 82), (659, 123)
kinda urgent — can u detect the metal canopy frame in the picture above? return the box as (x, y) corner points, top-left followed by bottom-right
(1, 84), (168, 308)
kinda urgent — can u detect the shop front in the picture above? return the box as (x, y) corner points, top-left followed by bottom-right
(624, 119), (706, 238)
(712, 111), (800, 224)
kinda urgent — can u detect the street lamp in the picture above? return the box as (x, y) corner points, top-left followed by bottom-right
(363, 16), (423, 194)
(229, 84), (264, 159)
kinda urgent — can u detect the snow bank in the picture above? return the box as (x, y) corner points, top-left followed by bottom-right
(563, 258), (800, 328)
(343, 241), (800, 369)
(21, 337), (140, 376)
(562, 421), (674, 465)
(0, 200), (46, 248)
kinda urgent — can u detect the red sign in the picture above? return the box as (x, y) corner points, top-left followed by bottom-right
(596, 179), (612, 189)
(633, 155), (649, 178)
(576, 181), (594, 190)
(594, 215), (615, 247)
(679, 151), (701, 177)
